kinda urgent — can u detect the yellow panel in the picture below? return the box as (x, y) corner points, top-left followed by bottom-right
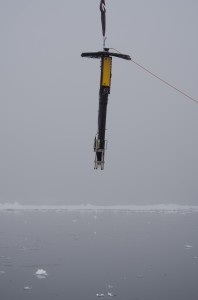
(101, 57), (112, 87)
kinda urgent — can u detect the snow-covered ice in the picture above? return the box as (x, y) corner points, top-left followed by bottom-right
(185, 245), (193, 249)
(35, 269), (48, 275)
(1, 202), (198, 213)
(107, 292), (116, 297)
(35, 269), (48, 279)
(0, 271), (5, 274)
(23, 286), (32, 290)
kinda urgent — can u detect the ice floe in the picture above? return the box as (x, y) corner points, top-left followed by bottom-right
(35, 269), (48, 279)
(107, 292), (116, 297)
(96, 293), (105, 297)
(23, 286), (32, 290)
(0, 256), (11, 260)
(1, 202), (198, 213)
(0, 271), (5, 274)
(185, 245), (193, 249)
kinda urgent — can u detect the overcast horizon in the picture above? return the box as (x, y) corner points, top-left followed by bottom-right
(1, 0), (198, 205)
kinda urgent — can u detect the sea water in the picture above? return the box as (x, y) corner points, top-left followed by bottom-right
(0, 205), (198, 300)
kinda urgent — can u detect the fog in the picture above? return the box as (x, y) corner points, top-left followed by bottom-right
(1, 0), (198, 205)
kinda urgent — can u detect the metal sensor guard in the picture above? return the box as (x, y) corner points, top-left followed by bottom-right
(94, 137), (107, 170)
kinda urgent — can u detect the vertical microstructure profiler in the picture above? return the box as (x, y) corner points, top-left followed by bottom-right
(81, 49), (131, 169)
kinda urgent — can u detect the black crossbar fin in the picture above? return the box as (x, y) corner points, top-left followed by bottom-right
(81, 51), (131, 61)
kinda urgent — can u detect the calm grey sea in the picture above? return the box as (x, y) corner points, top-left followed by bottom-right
(0, 208), (198, 300)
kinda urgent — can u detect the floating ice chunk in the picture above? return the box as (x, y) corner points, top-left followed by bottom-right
(107, 292), (116, 297)
(23, 286), (32, 290)
(1, 256), (12, 260)
(185, 245), (193, 249)
(35, 269), (48, 275)
(96, 293), (105, 297)
(0, 271), (5, 274)
(35, 269), (48, 279)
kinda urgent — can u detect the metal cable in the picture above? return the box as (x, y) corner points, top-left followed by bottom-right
(109, 48), (198, 105)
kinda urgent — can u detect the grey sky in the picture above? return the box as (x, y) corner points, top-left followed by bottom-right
(0, 0), (198, 205)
